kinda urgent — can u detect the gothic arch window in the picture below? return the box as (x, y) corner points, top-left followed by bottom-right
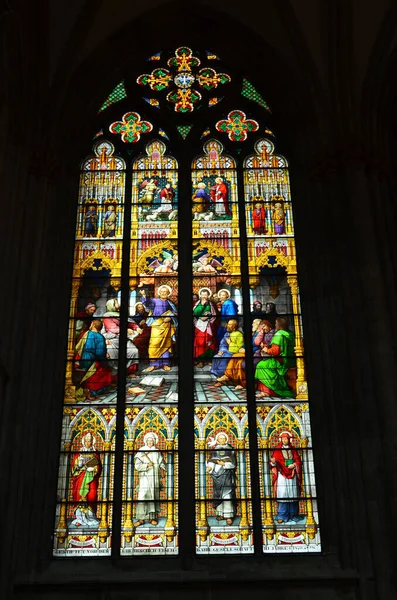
(54, 47), (321, 557)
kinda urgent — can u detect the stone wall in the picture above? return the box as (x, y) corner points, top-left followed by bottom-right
(2, 1), (397, 598)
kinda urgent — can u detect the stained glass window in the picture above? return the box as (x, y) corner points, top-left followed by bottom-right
(245, 140), (320, 552)
(54, 141), (125, 556)
(143, 97), (160, 109)
(137, 47), (231, 113)
(192, 140), (253, 553)
(241, 79), (271, 113)
(158, 128), (170, 140)
(122, 141), (179, 555)
(99, 81), (127, 113)
(55, 46), (321, 558)
(176, 124), (193, 139)
(208, 96), (223, 107)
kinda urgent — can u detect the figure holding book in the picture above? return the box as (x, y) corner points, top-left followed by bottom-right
(70, 432), (102, 527)
(139, 286), (178, 372)
(206, 432), (236, 525)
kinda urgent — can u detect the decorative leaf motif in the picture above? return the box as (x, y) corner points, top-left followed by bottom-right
(167, 88), (201, 113)
(137, 47), (231, 113)
(197, 68), (231, 90)
(167, 46), (200, 71)
(137, 68), (172, 91)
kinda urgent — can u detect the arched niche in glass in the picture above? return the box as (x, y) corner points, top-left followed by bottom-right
(54, 141), (125, 556)
(244, 139), (321, 553)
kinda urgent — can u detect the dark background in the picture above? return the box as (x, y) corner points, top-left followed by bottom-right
(1, 0), (397, 598)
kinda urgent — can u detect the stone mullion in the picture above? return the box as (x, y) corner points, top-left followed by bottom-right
(287, 275), (307, 399)
(236, 165), (262, 554)
(165, 440), (176, 542)
(196, 439), (209, 543)
(177, 152), (195, 554)
(111, 165), (132, 559)
(236, 439), (250, 542)
(258, 439), (275, 542)
(123, 441), (134, 543)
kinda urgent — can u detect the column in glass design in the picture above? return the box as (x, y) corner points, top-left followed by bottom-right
(192, 139), (253, 554)
(53, 140), (125, 556)
(121, 140), (179, 555)
(244, 139), (321, 553)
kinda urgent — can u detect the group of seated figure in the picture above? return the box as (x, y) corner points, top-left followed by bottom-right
(193, 288), (296, 398)
(72, 285), (296, 401)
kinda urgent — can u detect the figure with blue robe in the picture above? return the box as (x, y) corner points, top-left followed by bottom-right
(192, 182), (211, 218)
(211, 319), (244, 378)
(217, 289), (239, 342)
(74, 319), (112, 400)
(84, 204), (98, 237)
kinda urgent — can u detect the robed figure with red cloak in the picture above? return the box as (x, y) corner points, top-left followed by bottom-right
(193, 287), (218, 366)
(70, 432), (102, 528)
(211, 177), (231, 217)
(252, 203), (267, 234)
(270, 431), (303, 523)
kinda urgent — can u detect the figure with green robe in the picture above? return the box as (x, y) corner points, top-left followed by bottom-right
(193, 287), (218, 367)
(255, 317), (296, 398)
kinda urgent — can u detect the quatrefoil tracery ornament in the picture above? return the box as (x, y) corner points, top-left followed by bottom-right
(215, 109), (259, 142)
(137, 46), (231, 113)
(137, 68), (172, 91)
(109, 112), (153, 143)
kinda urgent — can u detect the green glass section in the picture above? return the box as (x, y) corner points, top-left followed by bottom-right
(241, 78), (270, 112)
(177, 125), (193, 139)
(99, 81), (127, 113)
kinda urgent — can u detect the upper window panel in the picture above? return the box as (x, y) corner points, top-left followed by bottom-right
(136, 46), (231, 113)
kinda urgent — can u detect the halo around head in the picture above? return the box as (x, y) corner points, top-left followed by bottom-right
(215, 431), (229, 444)
(144, 431), (158, 445)
(198, 287), (212, 297)
(157, 284), (172, 296)
(82, 432), (96, 449)
(278, 431), (293, 441)
(218, 289), (231, 298)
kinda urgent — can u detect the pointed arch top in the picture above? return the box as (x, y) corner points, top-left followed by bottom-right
(192, 139), (235, 169)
